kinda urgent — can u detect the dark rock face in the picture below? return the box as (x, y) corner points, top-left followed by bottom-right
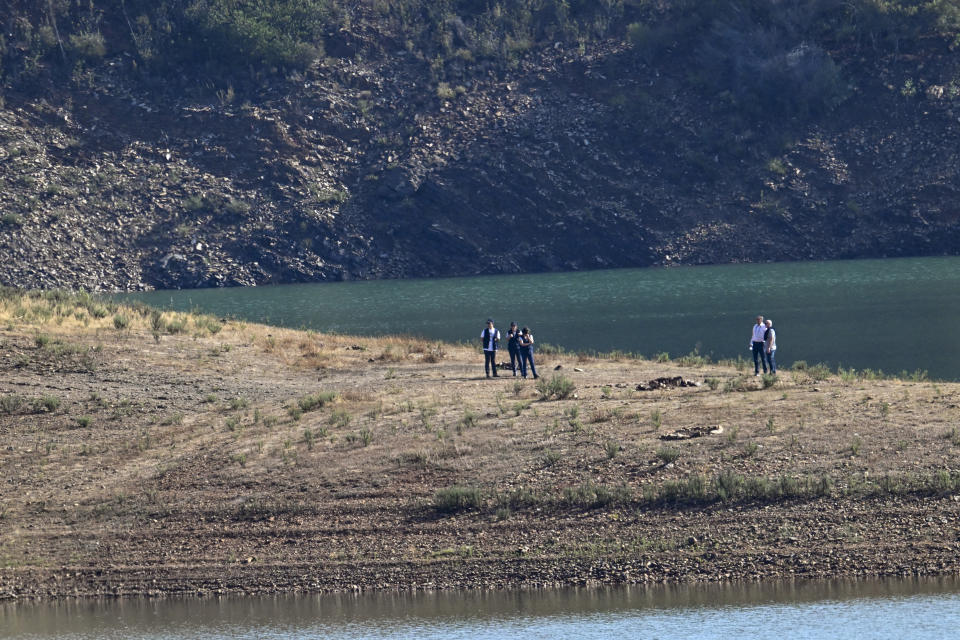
(1, 37), (959, 291)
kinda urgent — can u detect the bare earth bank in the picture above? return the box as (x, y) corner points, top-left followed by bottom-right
(1, 294), (958, 600)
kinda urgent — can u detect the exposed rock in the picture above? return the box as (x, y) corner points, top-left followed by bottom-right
(636, 376), (701, 391)
(660, 425), (724, 440)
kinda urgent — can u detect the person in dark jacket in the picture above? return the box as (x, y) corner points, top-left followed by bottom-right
(518, 326), (538, 379)
(764, 318), (777, 374)
(506, 321), (521, 376)
(480, 318), (500, 378)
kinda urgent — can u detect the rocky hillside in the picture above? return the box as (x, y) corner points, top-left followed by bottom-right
(1, 1), (959, 291)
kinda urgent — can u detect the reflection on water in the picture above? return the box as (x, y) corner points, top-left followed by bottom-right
(4, 578), (960, 639)
(119, 256), (960, 379)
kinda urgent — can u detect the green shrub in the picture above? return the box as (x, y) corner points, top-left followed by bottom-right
(724, 375), (751, 392)
(807, 363), (832, 381)
(68, 31), (106, 61)
(715, 470), (744, 501)
(34, 395), (61, 413)
(434, 486), (484, 512)
(166, 318), (188, 334)
(562, 481), (631, 509)
(329, 408), (351, 428)
(542, 449), (562, 466)
(536, 374), (576, 400)
(298, 390), (337, 412)
(113, 314), (130, 330)
(676, 350), (709, 367)
(655, 446), (680, 464)
(149, 311), (166, 332)
(1, 213), (24, 227)
(89, 305), (109, 320)
(0, 394), (25, 414)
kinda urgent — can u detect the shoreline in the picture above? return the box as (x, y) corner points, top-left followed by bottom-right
(2, 290), (959, 601)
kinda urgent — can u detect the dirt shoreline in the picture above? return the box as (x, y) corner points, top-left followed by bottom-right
(2, 292), (959, 600)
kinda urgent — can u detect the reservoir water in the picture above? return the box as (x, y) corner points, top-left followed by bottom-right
(121, 256), (960, 379)
(4, 579), (960, 639)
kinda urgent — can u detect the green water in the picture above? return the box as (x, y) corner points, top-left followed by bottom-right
(121, 256), (960, 379)
(4, 579), (960, 639)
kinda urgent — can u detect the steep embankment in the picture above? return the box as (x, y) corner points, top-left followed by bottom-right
(1, 4), (959, 290)
(1, 290), (959, 599)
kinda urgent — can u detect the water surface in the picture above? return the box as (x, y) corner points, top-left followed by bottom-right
(121, 257), (960, 378)
(4, 579), (960, 639)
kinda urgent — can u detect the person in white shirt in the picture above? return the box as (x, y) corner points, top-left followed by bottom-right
(480, 318), (500, 378)
(750, 315), (767, 376)
(764, 319), (777, 374)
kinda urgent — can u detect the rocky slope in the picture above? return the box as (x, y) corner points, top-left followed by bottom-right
(1, 13), (959, 291)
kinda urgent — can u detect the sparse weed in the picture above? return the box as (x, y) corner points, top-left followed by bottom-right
(650, 408), (662, 430)
(604, 440), (621, 459)
(329, 409), (352, 429)
(459, 409), (479, 432)
(849, 436), (863, 456)
(724, 376), (751, 392)
(655, 446), (680, 464)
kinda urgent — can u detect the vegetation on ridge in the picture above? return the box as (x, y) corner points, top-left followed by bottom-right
(3, 1), (958, 86)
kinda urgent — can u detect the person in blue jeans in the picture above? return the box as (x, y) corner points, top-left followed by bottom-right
(750, 315), (767, 376)
(518, 326), (538, 379)
(506, 322), (522, 376)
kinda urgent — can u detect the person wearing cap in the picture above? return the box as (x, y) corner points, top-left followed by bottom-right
(506, 322), (522, 376)
(480, 318), (501, 378)
(764, 318), (777, 374)
(518, 326), (538, 379)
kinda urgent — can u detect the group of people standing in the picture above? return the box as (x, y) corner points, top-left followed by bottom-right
(750, 315), (777, 375)
(482, 316), (777, 379)
(481, 319), (538, 379)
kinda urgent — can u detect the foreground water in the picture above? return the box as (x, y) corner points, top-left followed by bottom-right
(4, 579), (960, 639)
(121, 256), (960, 379)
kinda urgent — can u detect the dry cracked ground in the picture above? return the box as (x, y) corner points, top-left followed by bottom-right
(1, 290), (959, 599)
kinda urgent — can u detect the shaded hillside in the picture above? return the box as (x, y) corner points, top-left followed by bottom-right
(0, 1), (959, 290)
